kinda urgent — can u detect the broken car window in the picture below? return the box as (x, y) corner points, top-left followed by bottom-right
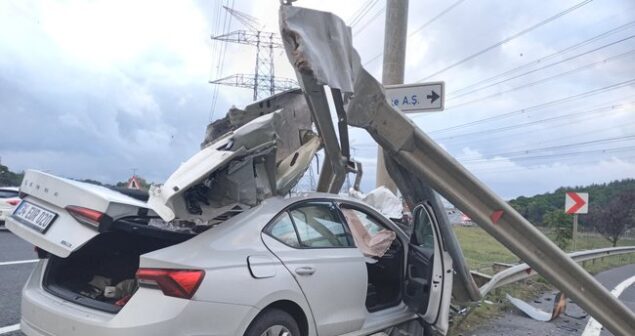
(340, 207), (396, 258)
(290, 205), (353, 248)
(413, 207), (436, 249)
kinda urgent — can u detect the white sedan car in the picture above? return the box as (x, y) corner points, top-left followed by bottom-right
(8, 170), (452, 336)
(0, 186), (19, 229)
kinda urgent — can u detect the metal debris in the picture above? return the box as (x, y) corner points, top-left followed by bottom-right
(507, 292), (567, 322)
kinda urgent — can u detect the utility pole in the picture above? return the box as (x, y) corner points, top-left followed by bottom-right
(376, 0), (409, 193)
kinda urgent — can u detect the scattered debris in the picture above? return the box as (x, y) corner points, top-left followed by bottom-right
(507, 292), (567, 322)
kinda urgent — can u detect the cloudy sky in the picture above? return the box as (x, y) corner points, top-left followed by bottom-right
(0, 0), (633, 199)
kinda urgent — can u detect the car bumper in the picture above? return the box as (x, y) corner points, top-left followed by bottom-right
(21, 260), (258, 336)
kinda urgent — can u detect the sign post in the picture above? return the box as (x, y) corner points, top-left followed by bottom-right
(565, 192), (589, 250)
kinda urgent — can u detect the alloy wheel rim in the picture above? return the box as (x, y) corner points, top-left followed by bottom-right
(260, 325), (291, 336)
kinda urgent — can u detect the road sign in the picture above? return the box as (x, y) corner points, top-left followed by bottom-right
(565, 192), (589, 214)
(385, 82), (444, 113)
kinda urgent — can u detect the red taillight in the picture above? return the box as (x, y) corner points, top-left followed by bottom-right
(136, 268), (205, 299)
(7, 199), (19, 206)
(65, 205), (104, 227)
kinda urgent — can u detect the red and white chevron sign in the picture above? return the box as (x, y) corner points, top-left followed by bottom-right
(565, 192), (589, 214)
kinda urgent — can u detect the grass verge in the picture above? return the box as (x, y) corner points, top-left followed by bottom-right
(448, 226), (635, 335)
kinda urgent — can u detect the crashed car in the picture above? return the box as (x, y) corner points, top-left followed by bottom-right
(8, 98), (452, 336)
(8, 121), (453, 336)
(8, 3), (635, 336)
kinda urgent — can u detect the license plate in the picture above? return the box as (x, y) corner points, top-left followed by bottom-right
(12, 201), (57, 233)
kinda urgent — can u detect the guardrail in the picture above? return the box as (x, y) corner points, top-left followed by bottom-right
(478, 246), (635, 297)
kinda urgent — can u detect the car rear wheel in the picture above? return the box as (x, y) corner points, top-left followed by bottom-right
(245, 309), (300, 336)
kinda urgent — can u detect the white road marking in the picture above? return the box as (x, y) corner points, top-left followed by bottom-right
(581, 274), (635, 336)
(0, 323), (20, 334)
(0, 259), (38, 266)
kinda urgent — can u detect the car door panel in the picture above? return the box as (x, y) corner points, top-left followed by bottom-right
(262, 235), (367, 336)
(405, 204), (453, 335)
(262, 202), (367, 336)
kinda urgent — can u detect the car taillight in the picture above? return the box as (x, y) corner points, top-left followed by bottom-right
(65, 205), (104, 227)
(136, 268), (205, 299)
(7, 199), (19, 206)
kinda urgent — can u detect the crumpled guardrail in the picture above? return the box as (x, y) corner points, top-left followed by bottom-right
(479, 246), (635, 297)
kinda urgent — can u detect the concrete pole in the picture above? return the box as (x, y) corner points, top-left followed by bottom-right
(376, 0), (408, 193)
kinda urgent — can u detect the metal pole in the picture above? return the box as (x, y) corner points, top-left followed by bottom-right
(573, 213), (578, 250)
(376, 0), (408, 193)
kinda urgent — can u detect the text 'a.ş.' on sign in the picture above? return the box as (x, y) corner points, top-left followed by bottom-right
(385, 82), (445, 113)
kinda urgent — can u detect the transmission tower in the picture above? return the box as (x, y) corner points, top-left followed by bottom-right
(211, 6), (297, 100)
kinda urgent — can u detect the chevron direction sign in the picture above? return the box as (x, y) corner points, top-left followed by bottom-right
(565, 192), (589, 214)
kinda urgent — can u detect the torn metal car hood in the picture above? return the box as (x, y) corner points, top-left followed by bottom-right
(148, 109), (319, 222)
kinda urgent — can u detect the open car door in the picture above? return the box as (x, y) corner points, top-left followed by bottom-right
(404, 204), (453, 335)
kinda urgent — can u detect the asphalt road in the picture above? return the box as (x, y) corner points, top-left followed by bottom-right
(0, 230), (633, 336)
(470, 262), (635, 336)
(0, 230), (34, 336)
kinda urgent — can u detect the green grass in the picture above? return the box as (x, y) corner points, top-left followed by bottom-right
(448, 225), (635, 335)
(452, 226), (635, 274)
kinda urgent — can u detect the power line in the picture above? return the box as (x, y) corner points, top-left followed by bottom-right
(452, 20), (635, 94)
(354, 6), (385, 36)
(468, 155), (635, 175)
(209, 0), (235, 121)
(416, 0), (595, 82)
(446, 49), (635, 109)
(436, 102), (632, 141)
(425, 78), (635, 133)
(449, 35), (635, 99)
(350, 0), (380, 27)
(363, 0), (468, 66)
(462, 145), (635, 164)
(457, 134), (635, 161)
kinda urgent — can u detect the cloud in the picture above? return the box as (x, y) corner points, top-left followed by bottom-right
(0, 0), (633, 200)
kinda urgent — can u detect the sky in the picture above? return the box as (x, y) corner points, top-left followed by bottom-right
(0, 0), (633, 199)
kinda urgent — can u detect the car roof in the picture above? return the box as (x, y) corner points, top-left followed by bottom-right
(259, 191), (390, 217)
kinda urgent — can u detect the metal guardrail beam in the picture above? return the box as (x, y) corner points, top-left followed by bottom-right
(480, 246), (635, 296)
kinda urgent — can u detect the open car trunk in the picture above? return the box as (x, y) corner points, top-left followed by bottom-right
(43, 227), (192, 313)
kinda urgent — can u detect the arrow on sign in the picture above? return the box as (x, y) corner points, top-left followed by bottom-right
(427, 91), (440, 104)
(565, 192), (587, 214)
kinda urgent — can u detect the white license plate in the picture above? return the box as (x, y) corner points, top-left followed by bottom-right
(12, 201), (57, 233)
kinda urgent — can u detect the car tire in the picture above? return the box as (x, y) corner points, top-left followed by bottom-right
(244, 308), (301, 336)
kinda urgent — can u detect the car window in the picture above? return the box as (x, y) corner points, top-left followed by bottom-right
(290, 204), (353, 248)
(267, 212), (301, 248)
(0, 190), (18, 199)
(412, 207), (436, 248)
(340, 207), (385, 235)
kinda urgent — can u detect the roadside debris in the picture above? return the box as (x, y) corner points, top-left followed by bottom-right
(507, 292), (567, 322)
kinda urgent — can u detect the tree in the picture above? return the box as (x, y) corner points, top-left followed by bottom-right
(0, 164), (24, 186)
(588, 192), (635, 247)
(543, 209), (572, 250)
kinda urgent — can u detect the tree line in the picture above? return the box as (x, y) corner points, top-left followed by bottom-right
(509, 179), (635, 247)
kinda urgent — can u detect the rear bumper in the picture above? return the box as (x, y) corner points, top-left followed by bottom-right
(21, 260), (258, 336)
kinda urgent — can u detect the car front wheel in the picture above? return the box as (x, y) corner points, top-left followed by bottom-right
(244, 308), (301, 336)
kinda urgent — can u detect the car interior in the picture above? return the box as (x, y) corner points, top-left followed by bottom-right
(339, 205), (404, 313)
